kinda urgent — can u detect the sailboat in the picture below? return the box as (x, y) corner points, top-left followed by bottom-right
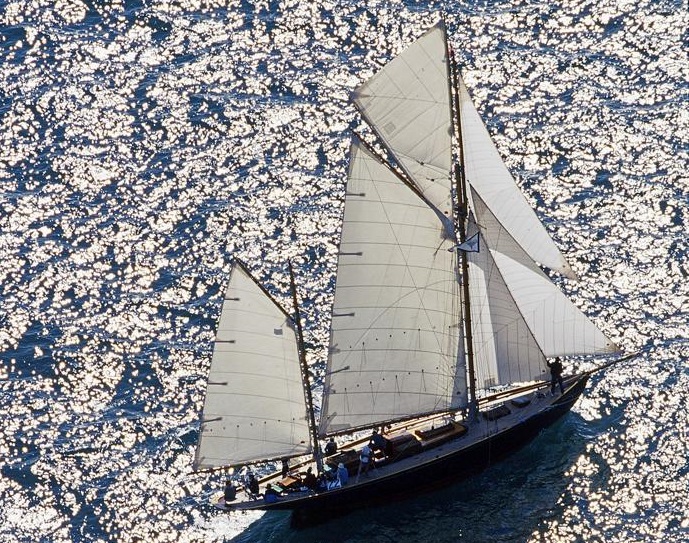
(192, 20), (622, 524)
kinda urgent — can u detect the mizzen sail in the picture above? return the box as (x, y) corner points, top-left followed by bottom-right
(194, 263), (312, 470)
(319, 139), (466, 436)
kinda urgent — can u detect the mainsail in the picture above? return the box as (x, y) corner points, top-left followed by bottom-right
(318, 139), (466, 436)
(194, 262), (312, 470)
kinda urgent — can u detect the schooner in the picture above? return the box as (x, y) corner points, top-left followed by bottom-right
(191, 20), (621, 523)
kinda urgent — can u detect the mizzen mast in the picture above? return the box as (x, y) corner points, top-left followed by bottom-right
(289, 262), (324, 473)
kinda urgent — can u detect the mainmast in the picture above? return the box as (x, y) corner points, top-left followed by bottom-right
(445, 24), (479, 420)
(288, 262), (324, 473)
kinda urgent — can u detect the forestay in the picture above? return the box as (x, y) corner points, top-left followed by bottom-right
(194, 263), (312, 470)
(319, 140), (466, 436)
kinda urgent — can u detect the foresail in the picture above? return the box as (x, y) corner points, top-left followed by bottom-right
(352, 22), (453, 218)
(458, 75), (578, 280)
(466, 216), (547, 389)
(193, 263), (312, 470)
(470, 188), (619, 365)
(319, 140), (466, 436)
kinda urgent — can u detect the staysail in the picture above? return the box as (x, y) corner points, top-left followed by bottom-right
(467, 189), (618, 390)
(318, 139), (466, 436)
(352, 22), (454, 218)
(470, 188), (618, 359)
(465, 212), (547, 390)
(194, 262), (312, 470)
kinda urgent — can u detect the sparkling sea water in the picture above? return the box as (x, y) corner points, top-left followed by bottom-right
(1, 1), (688, 541)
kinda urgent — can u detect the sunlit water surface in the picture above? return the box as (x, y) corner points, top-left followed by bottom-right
(1, 0), (688, 541)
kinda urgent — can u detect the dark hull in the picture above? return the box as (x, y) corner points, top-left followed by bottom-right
(258, 375), (589, 525)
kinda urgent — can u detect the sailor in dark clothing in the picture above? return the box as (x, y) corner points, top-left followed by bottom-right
(246, 471), (260, 498)
(547, 357), (564, 395)
(264, 483), (280, 503)
(369, 429), (392, 458)
(324, 437), (337, 456)
(223, 479), (236, 502)
(302, 467), (318, 490)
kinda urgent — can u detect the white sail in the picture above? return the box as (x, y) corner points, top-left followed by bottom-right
(458, 75), (578, 280)
(193, 263), (312, 470)
(319, 140), (466, 436)
(466, 216), (548, 390)
(352, 22), (454, 218)
(469, 188), (618, 380)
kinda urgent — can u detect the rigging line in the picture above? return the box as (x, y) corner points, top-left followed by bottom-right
(358, 93), (445, 107)
(354, 136), (453, 228)
(370, 376), (380, 413)
(381, 145), (448, 174)
(584, 349), (642, 376)
(289, 261), (322, 472)
(231, 258), (296, 322)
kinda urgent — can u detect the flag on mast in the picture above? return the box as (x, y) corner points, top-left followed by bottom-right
(449, 233), (480, 253)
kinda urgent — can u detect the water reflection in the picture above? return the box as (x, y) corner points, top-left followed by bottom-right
(0, 0), (688, 541)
